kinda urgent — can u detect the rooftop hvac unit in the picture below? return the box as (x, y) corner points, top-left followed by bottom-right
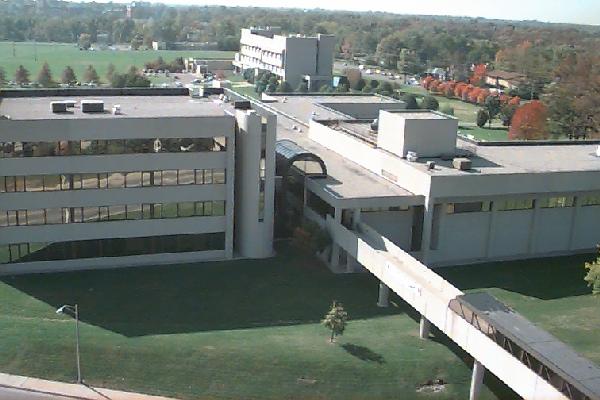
(63, 100), (76, 108)
(81, 100), (104, 113)
(596, 145), (600, 157)
(452, 157), (472, 171)
(51, 101), (67, 113)
(112, 105), (122, 115)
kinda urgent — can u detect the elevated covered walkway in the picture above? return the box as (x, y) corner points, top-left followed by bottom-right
(325, 216), (600, 400)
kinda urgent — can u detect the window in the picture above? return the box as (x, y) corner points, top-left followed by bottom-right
(83, 207), (99, 223)
(44, 175), (61, 191)
(25, 176), (44, 192)
(178, 202), (195, 217)
(45, 209), (63, 224)
(108, 173), (125, 189)
(213, 169), (226, 184)
(126, 204), (142, 220)
(538, 196), (574, 208)
(162, 170), (178, 186)
(125, 172), (142, 188)
(497, 199), (534, 211)
(195, 170), (204, 184)
(447, 202), (491, 214)
(162, 203), (178, 218)
(580, 194), (600, 207)
(203, 169), (213, 184)
(178, 170), (195, 185)
(27, 209), (45, 226)
(108, 205), (126, 220)
(142, 172), (152, 187)
(72, 174), (82, 190)
(82, 174), (98, 190)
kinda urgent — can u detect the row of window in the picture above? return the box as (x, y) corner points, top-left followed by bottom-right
(0, 137), (227, 158)
(0, 169), (226, 193)
(0, 233), (225, 264)
(0, 201), (226, 227)
(446, 195), (600, 214)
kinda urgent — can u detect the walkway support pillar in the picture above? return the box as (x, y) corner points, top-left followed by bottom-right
(419, 315), (431, 339)
(469, 360), (485, 400)
(377, 282), (390, 307)
(330, 207), (342, 268)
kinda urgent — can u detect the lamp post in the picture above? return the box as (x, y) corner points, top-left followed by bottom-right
(56, 304), (82, 384)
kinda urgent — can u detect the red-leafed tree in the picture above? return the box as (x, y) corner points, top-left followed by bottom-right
(509, 101), (549, 140)
(508, 96), (521, 105)
(454, 82), (467, 98)
(429, 80), (441, 93)
(471, 63), (487, 86)
(468, 87), (482, 103)
(476, 89), (490, 105)
(422, 76), (434, 90)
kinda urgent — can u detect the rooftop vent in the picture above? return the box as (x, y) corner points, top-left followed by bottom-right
(63, 100), (76, 108)
(112, 105), (122, 115)
(596, 145), (600, 157)
(370, 118), (379, 132)
(81, 100), (104, 113)
(452, 157), (472, 171)
(51, 101), (67, 113)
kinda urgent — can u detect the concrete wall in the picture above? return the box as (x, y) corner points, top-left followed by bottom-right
(377, 111), (458, 157)
(361, 209), (413, 250)
(316, 34), (336, 78)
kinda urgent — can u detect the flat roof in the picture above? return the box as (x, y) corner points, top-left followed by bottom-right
(458, 292), (600, 398)
(264, 94), (399, 124)
(386, 110), (448, 120)
(0, 95), (228, 120)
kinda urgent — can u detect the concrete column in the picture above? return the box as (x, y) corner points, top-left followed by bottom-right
(567, 196), (580, 250)
(469, 360), (485, 400)
(527, 197), (540, 255)
(330, 207), (342, 268)
(419, 315), (431, 339)
(420, 196), (436, 264)
(377, 282), (390, 307)
(484, 200), (499, 258)
(351, 208), (361, 229)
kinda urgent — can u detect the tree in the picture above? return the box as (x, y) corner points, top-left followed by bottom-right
(509, 101), (549, 140)
(336, 83), (349, 93)
(61, 66), (77, 85)
(484, 95), (501, 128)
(322, 301), (348, 343)
(421, 96), (439, 111)
(0, 67), (6, 86)
(476, 109), (489, 128)
(78, 33), (92, 50)
(106, 63), (116, 82)
(369, 79), (379, 89)
(353, 78), (366, 91)
(344, 68), (362, 90)
(296, 82), (308, 93)
(584, 250), (600, 295)
(15, 65), (30, 86)
(266, 82), (277, 93)
(214, 70), (226, 80)
(402, 94), (418, 110)
(500, 104), (518, 126)
(83, 65), (99, 83)
(37, 62), (54, 87)
(277, 81), (292, 93)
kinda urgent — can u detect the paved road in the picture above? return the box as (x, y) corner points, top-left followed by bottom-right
(0, 387), (73, 399)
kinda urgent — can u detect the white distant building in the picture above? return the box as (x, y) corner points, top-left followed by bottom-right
(0, 90), (276, 274)
(233, 27), (335, 91)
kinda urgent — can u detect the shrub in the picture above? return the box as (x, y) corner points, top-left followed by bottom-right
(421, 96), (439, 111)
(402, 94), (419, 110)
(440, 105), (454, 116)
(476, 109), (489, 127)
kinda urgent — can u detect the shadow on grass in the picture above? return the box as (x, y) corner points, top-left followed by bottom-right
(341, 343), (385, 364)
(428, 326), (520, 400)
(437, 253), (595, 300)
(1, 244), (407, 337)
(459, 125), (508, 131)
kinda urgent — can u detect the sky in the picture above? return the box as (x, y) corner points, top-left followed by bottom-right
(76, 0), (600, 26)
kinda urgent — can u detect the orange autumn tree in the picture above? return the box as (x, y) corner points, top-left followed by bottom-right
(509, 101), (549, 140)
(471, 63), (487, 86)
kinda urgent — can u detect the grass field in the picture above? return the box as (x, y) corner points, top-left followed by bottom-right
(0, 42), (235, 84)
(0, 243), (521, 400)
(1, 244), (597, 399)
(440, 253), (600, 366)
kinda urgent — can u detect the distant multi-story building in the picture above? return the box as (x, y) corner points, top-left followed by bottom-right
(0, 89), (276, 274)
(233, 27), (336, 90)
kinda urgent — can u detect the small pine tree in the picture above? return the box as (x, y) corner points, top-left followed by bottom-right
(584, 249), (600, 295)
(0, 67), (7, 86)
(277, 81), (292, 93)
(295, 82), (308, 93)
(84, 65), (100, 83)
(15, 65), (30, 86)
(37, 62), (54, 87)
(322, 301), (348, 343)
(106, 63), (116, 82)
(476, 109), (489, 128)
(62, 66), (77, 85)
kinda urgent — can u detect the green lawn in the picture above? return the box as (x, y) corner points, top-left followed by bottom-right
(439, 253), (600, 365)
(0, 243), (516, 400)
(0, 41), (234, 84)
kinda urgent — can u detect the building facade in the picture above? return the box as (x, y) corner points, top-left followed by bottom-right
(233, 27), (335, 90)
(262, 94), (600, 270)
(0, 90), (276, 274)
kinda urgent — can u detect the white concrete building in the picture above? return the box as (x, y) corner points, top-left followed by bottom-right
(233, 27), (335, 90)
(263, 94), (600, 270)
(0, 90), (276, 274)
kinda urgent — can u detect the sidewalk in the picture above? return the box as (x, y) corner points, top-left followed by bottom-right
(0, 373), (179, 400)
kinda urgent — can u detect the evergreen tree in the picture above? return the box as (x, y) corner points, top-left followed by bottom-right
(484, 95), (501, 128)
(421, 95), (439, 111)
(322, 301), (348, 343)
(37, 62), (54, 87)
(15, 65), (30, 86)
(61, 66), (77, 85)
(106, 63), (116, 82)
(476, 109), (489, 128)
(83, 65), (99, 83)
(584, 250), (600, 295)
(0, 67), (6, 87)
(295, 82), (308, 93)
(402, 94), (419, 109)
